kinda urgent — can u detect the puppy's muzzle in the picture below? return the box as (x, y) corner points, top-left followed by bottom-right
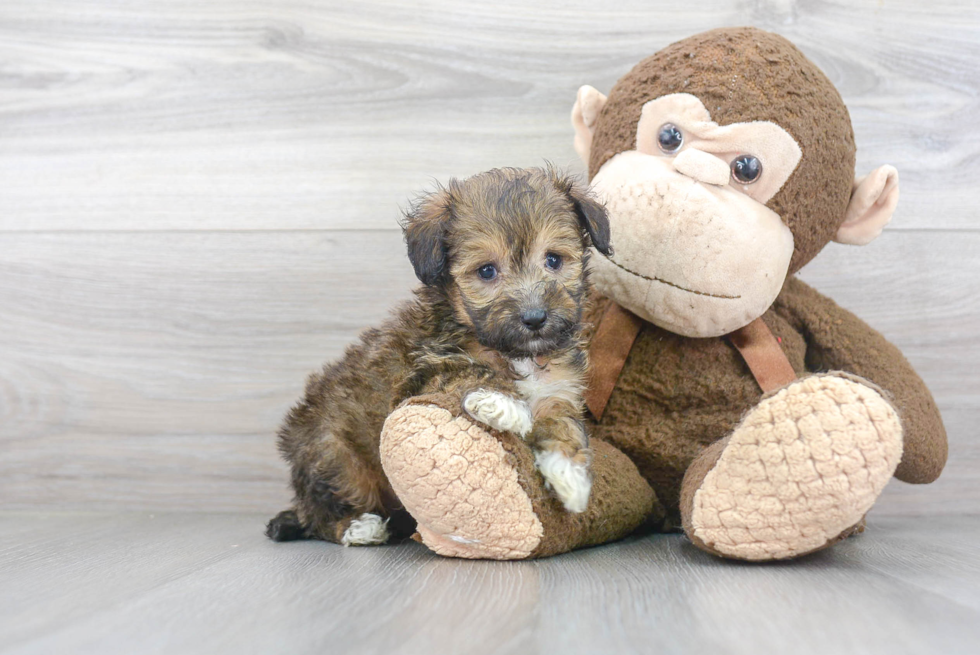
(521, 308), (548, 331)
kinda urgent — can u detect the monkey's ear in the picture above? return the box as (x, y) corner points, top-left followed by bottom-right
(571, 85), (607, 167)
(835, 166), (900, 246)
(403, 187), (454, 286)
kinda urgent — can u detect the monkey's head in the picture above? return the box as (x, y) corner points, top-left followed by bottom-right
(572, 27), (899, 337)
(403, 167), (610, 357)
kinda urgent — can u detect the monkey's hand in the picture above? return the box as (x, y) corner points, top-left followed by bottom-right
(462, 389), (534, 438)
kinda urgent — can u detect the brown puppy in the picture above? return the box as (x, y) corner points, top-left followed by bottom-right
(266, 167), (612, 546)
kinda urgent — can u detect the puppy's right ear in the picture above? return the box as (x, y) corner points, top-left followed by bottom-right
(403, 186), (454, 286)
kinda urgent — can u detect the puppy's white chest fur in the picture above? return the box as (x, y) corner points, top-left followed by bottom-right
(511, 358), (584, 414)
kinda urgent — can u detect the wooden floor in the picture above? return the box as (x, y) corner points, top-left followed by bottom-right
(1, 512), (978, 655)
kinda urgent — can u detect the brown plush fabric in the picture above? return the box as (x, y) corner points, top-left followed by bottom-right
(585, 292), (810, 525)
(586, 272), (947, 531)
(521, 438), (662, 558)
(589, 27), (856, 274)
(577, 28), (945, 553)
(772, 277), (948, 483)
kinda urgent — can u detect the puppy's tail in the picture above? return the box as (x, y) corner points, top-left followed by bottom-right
(265, 509), (313, 542)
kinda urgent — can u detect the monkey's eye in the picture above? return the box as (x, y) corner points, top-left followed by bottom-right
(545, 252), (563, 271)
(477, 264), (497, 280)
(731, 155), (763, 184)
(657, 123), (683, 153)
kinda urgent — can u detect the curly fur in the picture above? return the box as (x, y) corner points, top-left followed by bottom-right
(266, 167), (610, 544)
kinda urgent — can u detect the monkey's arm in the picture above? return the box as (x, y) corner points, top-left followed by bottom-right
(772, 276), (947, 484)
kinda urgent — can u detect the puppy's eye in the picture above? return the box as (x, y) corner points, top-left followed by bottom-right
(477, 264), (497, 280)
(545, 253), (563, 271)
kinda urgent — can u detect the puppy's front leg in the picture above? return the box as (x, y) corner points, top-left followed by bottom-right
(460, 371), (592, 513)
(407, 363), (533, 438)
(462, 388), (534, 438)
(528, 416), (592, 513)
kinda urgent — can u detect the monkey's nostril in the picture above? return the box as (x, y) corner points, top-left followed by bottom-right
(521, 308), (548, 331)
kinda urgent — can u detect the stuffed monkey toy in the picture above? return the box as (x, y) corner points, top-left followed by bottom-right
(379, 27), (948, 561)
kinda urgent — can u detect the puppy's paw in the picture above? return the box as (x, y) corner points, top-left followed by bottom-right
(462, 389), (533, 438)
(341, 513), (390, 546)
(534, 450), (592, 513)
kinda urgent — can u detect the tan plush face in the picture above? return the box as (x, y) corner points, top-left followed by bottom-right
(588, 94), (800, 337)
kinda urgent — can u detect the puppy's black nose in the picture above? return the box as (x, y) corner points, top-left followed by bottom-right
(521, 308), (548, 331)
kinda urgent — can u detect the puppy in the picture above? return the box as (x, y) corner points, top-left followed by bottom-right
(266, 167), (612, 546)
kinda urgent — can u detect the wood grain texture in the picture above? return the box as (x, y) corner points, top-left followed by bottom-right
(1, 513), (979, 655)
(0, 0), (978, 231)
(1, 1), (978, 516)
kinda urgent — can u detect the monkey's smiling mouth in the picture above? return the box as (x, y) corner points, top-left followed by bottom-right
(598, 252), (741, 300)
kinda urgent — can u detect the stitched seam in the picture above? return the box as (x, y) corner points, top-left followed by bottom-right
(599, 253), (741, 299)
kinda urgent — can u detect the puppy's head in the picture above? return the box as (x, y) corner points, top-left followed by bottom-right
(403, 167), (611, 357)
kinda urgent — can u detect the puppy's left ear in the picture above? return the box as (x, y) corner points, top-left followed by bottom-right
(551, 171), (612, 256)
(403, 186), (455, 286)
(570, 190), (612, 256)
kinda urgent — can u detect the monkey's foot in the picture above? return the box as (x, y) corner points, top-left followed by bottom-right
(380, 402), (544, 559)
(681, 373), (903, 561)
(380, 395), (658, 560)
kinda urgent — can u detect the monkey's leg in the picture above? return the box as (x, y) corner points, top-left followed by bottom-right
(379, 394), (660, 559)
(679, 372), (903, 561)
(777, 276), (947, 484)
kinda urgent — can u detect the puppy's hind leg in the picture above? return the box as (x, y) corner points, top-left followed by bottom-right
(340, 513), (390, 546)
(294, 441), (393, 547)
(266, 509), (311, 542)
(277, 412), (399, 547)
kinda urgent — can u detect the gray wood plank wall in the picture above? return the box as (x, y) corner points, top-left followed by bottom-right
(1, 0), (978, 516)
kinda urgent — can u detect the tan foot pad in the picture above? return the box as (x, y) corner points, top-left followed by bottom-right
(690, 374), (903, 560)
(380, 404), (543, 560)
